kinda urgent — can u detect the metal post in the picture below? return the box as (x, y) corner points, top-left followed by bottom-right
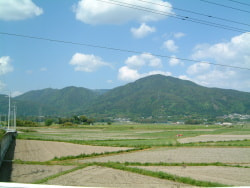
(7, 93), (10, 130)
(14, 105), (16, 131)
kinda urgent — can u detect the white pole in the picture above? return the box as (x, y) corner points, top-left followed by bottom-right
(8, 92), (11, 130)
(14, 105), (16, 131)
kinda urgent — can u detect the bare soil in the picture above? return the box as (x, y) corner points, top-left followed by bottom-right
(178, 135), (250, 143)
(133, 166), (250, 186)
(81, 147), (250, 163)
(9, 164), (75, 183)
(47, 165), (192, 188)
(14, 140), (132, 161)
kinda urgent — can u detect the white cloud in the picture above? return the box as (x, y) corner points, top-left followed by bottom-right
(174, 32), (185, 39)
(125, 53), (162, 68)
(178, 75), (191, 81)
(131, 23), (156, 38)
(163, 40), (178, 52)
(0, 56), (13, 75)
(118, 66), (141, 82)
(187, 62), (211, 75)
(189, 33), (250, 91)
(118, 66), (171, 82)
(169, 56), (183, 66)
(69, 53), (112, 72)
(73, 0), (173, 25)
(0, 0), (43, 21)
(11, 91), (23, 97)
(119, 53), (170, 82)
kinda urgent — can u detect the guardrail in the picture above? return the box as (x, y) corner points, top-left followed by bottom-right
(0, 131), (17, 168)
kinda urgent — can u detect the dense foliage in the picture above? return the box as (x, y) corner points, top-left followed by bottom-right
(1, 75), (250, 122)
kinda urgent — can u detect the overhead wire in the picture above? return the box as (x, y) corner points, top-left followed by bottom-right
(226, 0), (250, 7)
(1, 31), (250, 71)
(200, 0), (250, 14)
(135, 0), (250, 27)
(95, 0), (250, 33)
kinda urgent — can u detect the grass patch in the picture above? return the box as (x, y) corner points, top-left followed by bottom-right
(33, 164), (90, 184)
(51, 148), (145, 161)
(0, 128), (6, 139)
(97, 162), (229, 187)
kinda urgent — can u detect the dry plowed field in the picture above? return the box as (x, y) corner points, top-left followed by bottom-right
(81, 147), (250, 163)
(14, 140), (131, 161)
(178, 135), (250, 143)
(132, 166), (250, 186)
(8, 164), (75, 183)
(46, 165), (192, 188)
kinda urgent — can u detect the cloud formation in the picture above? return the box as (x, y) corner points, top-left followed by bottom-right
(125, 53), (162, 68)
(73, 0), (173, 25)
(131, 23), (156, 38)
(0, 0), (43, 21)
(163, 40), (178, 52)
(188, 33), (250, 91)
(169, 56), (183, 66)
(69, 53), (112, 72)
(118, 53), (171, 82)
(0, 56), (13, 75)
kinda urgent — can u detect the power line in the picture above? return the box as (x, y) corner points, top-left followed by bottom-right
(200, 0), (250, 14)
(96, 0), (250, 33)
(135, 0), (250, 27)
(226, 0), (250, 7)
(1, 31), (250, 71)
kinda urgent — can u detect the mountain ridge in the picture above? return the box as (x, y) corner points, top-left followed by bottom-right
(1, 75), (249, 119)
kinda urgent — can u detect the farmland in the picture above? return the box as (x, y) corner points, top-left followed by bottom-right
(1, 123), (250, 187)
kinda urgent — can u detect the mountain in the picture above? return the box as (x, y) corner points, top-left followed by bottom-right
(1, 75), (250, 119)
(86, 75), (250, 118)
(14, 86), (99, 115)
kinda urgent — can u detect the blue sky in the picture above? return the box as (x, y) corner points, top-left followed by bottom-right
(0, 0), (250, 96)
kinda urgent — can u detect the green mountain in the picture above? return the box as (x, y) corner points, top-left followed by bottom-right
(14, 86), (99, 115)
(1, 75), (250, 119)
(86, 75), (250, 118)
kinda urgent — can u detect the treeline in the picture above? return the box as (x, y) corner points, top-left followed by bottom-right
(16, 115), (94, 127)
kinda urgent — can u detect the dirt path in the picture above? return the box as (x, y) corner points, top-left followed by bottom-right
(47, 165), (192, 188)
(14, 139), (132, 161)
(81, 147), (250, 163)
(133, 166), (250, 186)
(178, 135), (250, 143)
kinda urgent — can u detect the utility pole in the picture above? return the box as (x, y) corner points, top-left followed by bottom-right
(13, 105), (16, 131)
(7, 92), (11, 130)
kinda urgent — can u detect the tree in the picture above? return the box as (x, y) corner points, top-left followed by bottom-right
(45, 119), (53, 126)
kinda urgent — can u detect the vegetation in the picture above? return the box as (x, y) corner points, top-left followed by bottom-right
(0, 128), (6, 139)
(1, 75), (250, 122)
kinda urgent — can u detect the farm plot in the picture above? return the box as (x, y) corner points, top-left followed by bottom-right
(178, 135), (250, 144)
(132, 166), (250, 186)
(81, 147), (250, 163)
(7, 164), (75, 183)
(46, 165), (190, 188)
(14, 140), (132, 161)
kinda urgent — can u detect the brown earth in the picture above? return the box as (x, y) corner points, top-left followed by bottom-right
(14, 139), (132, 161)
(47, 165), (193, 188)
(178, 135), (250, 143)
(81, 147), (250, 163)
(9, 164), (75, 183)
(132, 166), (250, 186)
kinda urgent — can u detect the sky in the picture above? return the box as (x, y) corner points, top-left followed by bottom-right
(0, 0), (250, 96)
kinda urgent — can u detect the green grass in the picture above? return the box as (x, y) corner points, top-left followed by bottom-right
(51, 147), (145, 161)
(0, 128), (6, 139)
